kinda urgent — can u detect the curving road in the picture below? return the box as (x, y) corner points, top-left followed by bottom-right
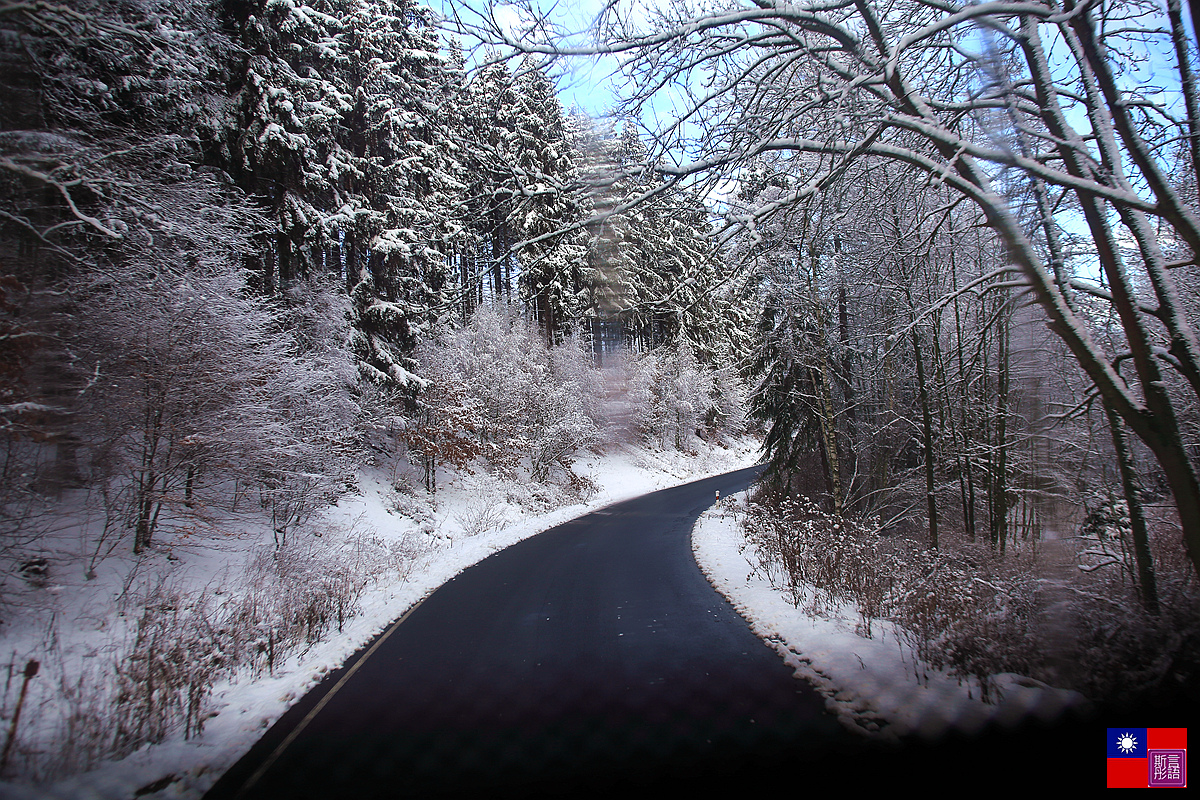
(203, 465), (859, 798)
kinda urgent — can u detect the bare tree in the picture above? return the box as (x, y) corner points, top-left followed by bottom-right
(456, 0), (1200, 577)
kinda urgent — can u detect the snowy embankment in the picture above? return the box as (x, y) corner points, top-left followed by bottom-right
(691, 499), (1088, 743)
(6, 438), (760, 800)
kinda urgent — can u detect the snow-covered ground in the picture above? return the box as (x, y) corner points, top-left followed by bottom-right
(1, 438), (761, 800)
(690, 499), (1090, 745)
(4, 436), (1100, 800)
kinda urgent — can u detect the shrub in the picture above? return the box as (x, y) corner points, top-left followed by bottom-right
(411, 307), (601, 487)
(740, 493), (1200, 707)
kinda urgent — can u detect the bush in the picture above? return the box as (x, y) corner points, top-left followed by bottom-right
(626, 339), (744, 451)
(742, 495), (891, 635)
(740, 493), (1200, 708)
(410, 307), (601, 488)
(0, 520), (420, 781)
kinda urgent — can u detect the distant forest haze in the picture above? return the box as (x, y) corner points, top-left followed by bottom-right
(1, 0), (1199, 792)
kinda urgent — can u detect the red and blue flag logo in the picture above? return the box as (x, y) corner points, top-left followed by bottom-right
(1107, 728), (1187, 788)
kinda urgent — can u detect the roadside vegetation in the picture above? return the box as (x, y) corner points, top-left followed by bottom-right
(736, 492), (1200, 713)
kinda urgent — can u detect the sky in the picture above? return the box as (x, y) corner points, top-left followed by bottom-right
(433, 0), (625, 118)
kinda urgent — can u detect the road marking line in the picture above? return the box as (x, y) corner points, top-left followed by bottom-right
(232, 597), (429, 798)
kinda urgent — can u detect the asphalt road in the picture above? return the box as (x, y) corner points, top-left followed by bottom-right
(203, 465), (867, 798)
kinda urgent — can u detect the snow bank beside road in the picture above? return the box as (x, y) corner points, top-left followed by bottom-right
(8, 439), (760, 800)
(690, 501), (1088, 742)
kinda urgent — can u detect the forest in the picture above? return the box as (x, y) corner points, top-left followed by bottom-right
(1, 0), (1199, 793)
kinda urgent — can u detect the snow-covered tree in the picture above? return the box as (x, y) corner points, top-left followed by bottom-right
(412, 306), (601, 487)
(461, 57), (523, 306)
(70, 217), (360, 553)
(345, 0), (467, 393)
(509, 60), (591, 342)
(0, 0), (269, 500)
(218, 0), (467, 394)
(573, 120), (750, 361)
(222, 0), (355, 291)
(469, 0), (1200, 578)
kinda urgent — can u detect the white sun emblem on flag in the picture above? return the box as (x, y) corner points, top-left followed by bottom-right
(1116, 732), (1138, 753)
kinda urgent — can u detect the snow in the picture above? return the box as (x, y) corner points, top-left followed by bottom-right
(690, 501), (1089, 744)
(3, 435), (1093, 800)
(0, 438), (761, 800)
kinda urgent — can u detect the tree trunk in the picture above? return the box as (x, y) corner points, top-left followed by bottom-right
(276, 230), (292, 292)
(949, 250), (978, 541)
(345, 237), (357, 295)
(990, 302), (1010, 554)
(808, 244), (842, 514)
(1104, 400), (1159, 614)
(835, 259), (859, 494)
(911, 322), (938, 550)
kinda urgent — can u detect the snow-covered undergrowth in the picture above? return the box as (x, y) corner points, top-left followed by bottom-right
(0, 291), (757, 799)
(694, 491), (1200, 744)
(692, 496), (1089, 741)
(0, 436), (760, 800)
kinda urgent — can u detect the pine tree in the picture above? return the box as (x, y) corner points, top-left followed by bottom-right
(223, 0), (354, 292)
(346, 0), (465, 394)
(508, 59), (590, 343)
(747, 298), (829, 496)
(462, 56), (521, 306)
